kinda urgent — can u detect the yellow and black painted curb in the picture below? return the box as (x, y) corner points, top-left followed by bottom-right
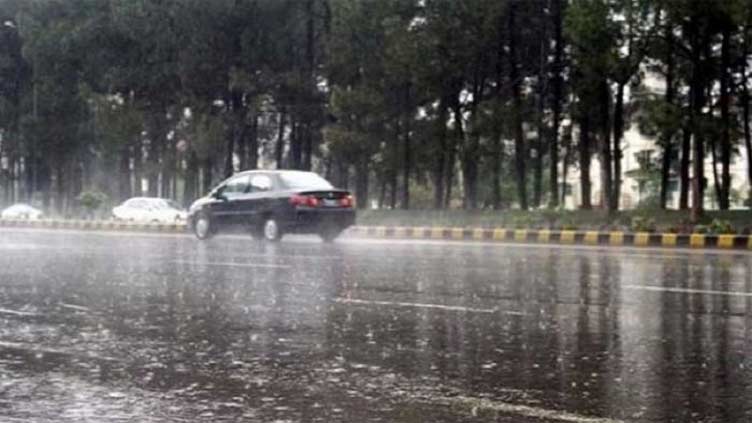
(0, 218), (187, 233)
(1, 219), (749, 250)
(347, 226), (752, 250)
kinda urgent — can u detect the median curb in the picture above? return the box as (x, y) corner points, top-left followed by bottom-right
(346, 226), (752, 250)
(1, 219), (749, 250)
(0, 218), (187, 233)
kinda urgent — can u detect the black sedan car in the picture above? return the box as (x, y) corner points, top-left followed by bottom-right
(188, 170), (355, 242)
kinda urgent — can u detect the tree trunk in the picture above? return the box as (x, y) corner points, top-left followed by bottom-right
(402, 83), (411, 210)
(659, 144), (672, 209)
(303, 123), (313, 171)
(378, 177), (386, 209)
(184, 151), (198, 207)
(549, 0), (564, 208)
(237, 107), (248, 172)
(133, 140), (143, 196)
(147, 109), (167, 197)
(679, 128), (691, 210)
(451, 101), (468, 209)
(118, 147), (131, 202)
(275, 108), (286, 169)
(491, 107), (503, 210)
(304, 0), (316, 173)
(55, 166), (66, 217)
(719, 26), (732, 209)
(390, 118), (400, 209)
(579, 116), (592, 209)
(612, 83), (625, 210)
(659, 22), (675, 209)
(599, 80), (613, 212)
(561, 129), (572, 205)
(445, 118), (458, 209)
(743, 37), (752, 208)
(162, 143), (174, 199)
(509, 1), (527, 210)
(248, 111), (259, 170)
(355, 156), (369, 210)
(290, 120), (302, 170)
(533, 0), (548, 209)
(711, 136), (721, 208)
(223, 128), (234, 179)
(202, 157), (213, 195)
(689, 25), (705, 222)
(433, 98), (448, 209)
(147, 142), (160, 197)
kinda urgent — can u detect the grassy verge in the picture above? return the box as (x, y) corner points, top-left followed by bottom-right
(355, 209), (752, 234)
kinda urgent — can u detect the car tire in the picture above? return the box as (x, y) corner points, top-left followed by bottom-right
(319, 227), (342, 243)
(262, 217), (282, 242)
(193, 212), (214, 240)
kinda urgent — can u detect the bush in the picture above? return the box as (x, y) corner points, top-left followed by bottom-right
(630, 216), (656, 232)
(708, 219), (734, 235)
(692, 225), (709, 234)
(77, 191), (109, 219)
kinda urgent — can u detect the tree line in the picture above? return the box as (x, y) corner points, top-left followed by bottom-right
(0, 0), (751, 219)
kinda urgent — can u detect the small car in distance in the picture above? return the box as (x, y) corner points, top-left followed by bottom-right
(1, 204), (43, 220)
(188, 170), (355, 242)
(112, 197), (187, 223)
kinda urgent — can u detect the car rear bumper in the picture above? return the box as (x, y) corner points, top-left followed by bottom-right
(289, 208), (355, 233)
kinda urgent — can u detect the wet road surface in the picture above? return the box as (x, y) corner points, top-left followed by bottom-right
(1, 229), (751, 422)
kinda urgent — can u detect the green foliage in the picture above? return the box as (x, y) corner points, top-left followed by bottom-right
(708, 219), (734, 235)
(0, 0), (750, 216)
(77, 190), (108, 217)
(630, 216), (656, 232)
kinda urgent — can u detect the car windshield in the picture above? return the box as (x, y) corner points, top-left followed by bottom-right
(279, 172), (333, 190)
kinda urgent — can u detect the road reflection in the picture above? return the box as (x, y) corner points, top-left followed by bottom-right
(0, 232), (750, 422)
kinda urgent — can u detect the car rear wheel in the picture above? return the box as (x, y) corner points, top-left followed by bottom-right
(194, 212), (214, 240)
(263, 218), (282, 242)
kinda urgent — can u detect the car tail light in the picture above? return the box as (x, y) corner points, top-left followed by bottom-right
(290, 194), (320, 207)
(340, 195), (354, 208)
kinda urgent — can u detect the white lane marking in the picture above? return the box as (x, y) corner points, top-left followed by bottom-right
(60, 303), (90, 312)
(624, 284), (752, 298)
(334, 297), (523, 315)
(171, 260), (291, 269)
(446, 396), (625, 423)
(0, 308), (38, 317)
(0, 341), (119, 362)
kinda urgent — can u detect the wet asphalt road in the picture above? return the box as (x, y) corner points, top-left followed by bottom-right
(0, 229), (751, 422)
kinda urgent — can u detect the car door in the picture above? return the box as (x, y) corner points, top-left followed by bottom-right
(131, 199), (148, 221)
(236, 173), (273, 227)
(212, 174), (251, 227)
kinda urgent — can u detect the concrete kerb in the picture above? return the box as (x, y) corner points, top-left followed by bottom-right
(0, 219), (748, 250)
(0, 218), (188, 234)
(346, 225), (749, 250)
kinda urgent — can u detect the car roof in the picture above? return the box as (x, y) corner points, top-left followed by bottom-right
(234, 169), (318, 177)
(126, 197), (167, 202)
(5, 203), (35, 209)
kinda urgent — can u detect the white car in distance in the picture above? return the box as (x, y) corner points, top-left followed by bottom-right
(112, 197), (187, 223)
(1, 204), (44, 220)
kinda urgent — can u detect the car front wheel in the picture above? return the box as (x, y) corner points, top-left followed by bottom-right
(193, 212), (214, 240)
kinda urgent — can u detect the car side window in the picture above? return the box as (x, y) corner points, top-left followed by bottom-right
(222, 175), (251, 196)
(250, 175), (272, 193)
